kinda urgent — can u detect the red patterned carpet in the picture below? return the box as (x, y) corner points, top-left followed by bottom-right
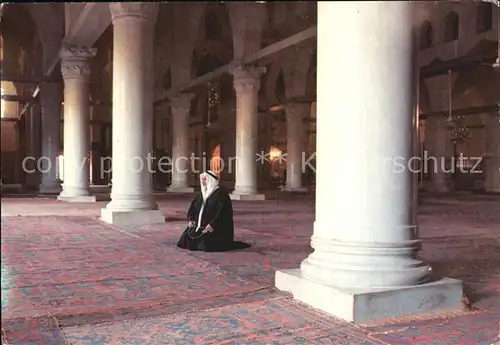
(1, 193), (499, 344)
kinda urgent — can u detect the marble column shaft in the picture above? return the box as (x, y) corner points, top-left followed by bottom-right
(426, 117), (450, 192)
(168, 93), (195, 192)
(231, 66), (266, 198)
(283, 102), (309, 191)
(39, 83), (62, 194)
(484, 111), (500, 193)
(275, 2), (462, 323)
(58, 45), (96, 202)
(300, 2), (430, 288)
(101, 3), (164, 225)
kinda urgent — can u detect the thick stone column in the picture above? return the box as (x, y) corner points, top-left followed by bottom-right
(101, 3), (164, 226)
(167, 93), (195, 193)
(282, 102), (309, 193)
(24, 103), (42, 189)
(38, 83), (62, 195)
(425, 117), (450, 192)
(230, 66), (266, 201)
(484, 111), (500, 193)
(57, 46), (96, 203)
(276, 2), (462, 324)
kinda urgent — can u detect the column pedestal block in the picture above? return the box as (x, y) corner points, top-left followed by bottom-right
(281, 186), (308, 193)
(166, 186), (195, 194)
(57, 195), (96, 203)
(230, 193), (265, 201)
(276, 269), (463, 324)
(100, 208), (165, 226)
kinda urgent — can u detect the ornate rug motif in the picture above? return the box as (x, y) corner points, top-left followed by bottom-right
(1, 195), (499, 344)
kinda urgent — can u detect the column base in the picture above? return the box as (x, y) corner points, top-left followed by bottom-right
(275, 269), (463, 324)
(166, 186), (195, 194)
(423, 179), (450, 193)
(100, 208), (165, 226)
(281, 186), (308, 193)
(484, 168), (500, 194)
(38, 184), (62, 195)
(230, 193), (265, 201)
(57, 195), (96, 203)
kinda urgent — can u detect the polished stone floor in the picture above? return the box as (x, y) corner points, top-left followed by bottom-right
(1, 192), (499, 344)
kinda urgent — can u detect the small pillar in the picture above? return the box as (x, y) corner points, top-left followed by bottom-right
(484, 111), (500, 193)
(426, 117), (450, 192)
(167, 93), (195, 194)
(57, 46), (96, 203)
(230, 66), (266, 201)
(282, 102), (309, 193)
(38, 83), (62, 195)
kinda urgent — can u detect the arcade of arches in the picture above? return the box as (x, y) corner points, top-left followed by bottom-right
(1, 1), (499, 340)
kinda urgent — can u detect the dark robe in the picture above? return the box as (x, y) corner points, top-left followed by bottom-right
(177, 187), (250, 252)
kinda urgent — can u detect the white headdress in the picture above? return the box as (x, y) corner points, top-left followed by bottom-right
(200, 170), (219, 201)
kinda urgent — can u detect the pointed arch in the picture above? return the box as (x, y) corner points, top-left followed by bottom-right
(190, 2), (233, 95)
(24, 4), (63, 67)
(225, 2), (267, 59)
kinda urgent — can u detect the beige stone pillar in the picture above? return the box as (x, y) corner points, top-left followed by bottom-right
(167, 93), (195, 193)
(275, 1), (462, 324)
(484, 111), (500, 193)
(101, 3), (164, 226)
(425, 117), (451, 192)
(230, 66), (266, 201)
(57, 46), (96, 203)
(24, 103), (42, 189)
(282, 102), (309, 192)
(38, 83), (62, 195)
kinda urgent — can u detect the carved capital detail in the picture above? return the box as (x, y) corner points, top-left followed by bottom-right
(169, 93), (196, 115)
(232, 66), (267, 94)
(109, 2), (159, 23)
(59, 45), (97, 81)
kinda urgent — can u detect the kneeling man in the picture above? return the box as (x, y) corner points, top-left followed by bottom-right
(177, 170), (250, 252)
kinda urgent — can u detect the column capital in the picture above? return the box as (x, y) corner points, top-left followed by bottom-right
(59, 45), (97, 81)
(109, 3), (159, 23)
(169, 93), (196, 114)
(232, 66), (267, 94)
